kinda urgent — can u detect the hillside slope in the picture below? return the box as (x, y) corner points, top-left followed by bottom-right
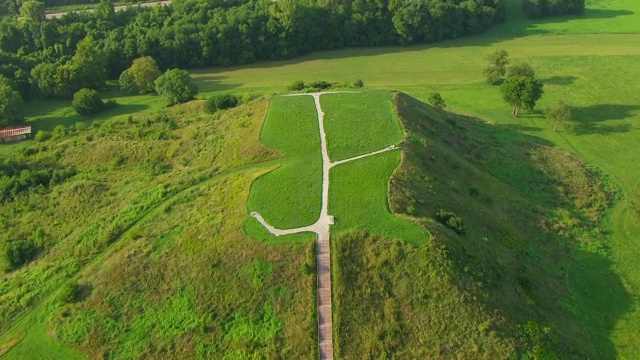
(333, 93), (625, 358)
(0, 99), (316, 358)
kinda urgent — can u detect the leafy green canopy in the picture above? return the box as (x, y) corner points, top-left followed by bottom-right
(155, 69), (198, 106)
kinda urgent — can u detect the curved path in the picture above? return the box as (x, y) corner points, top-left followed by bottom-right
(250, 92), (398, 359)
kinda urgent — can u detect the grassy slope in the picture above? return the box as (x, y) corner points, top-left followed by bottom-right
(192, 0), (640, 353)
(334, 93), (623, 358)
(321, 91), (403, 161)
(246, 95), (322, 230)
(0, 97), (316, 358)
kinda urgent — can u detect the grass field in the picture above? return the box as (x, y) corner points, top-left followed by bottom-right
(321, 92), (404, 161)
(246, 95), (322, 230)
(330, 151), (428, 244)
(192, 0), (640, 355)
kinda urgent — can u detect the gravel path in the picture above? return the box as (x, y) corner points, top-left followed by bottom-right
(250, 91), (398, 360)
(45, 0), (171, 19)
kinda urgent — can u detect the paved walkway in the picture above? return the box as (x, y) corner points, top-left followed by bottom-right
(250, 92), (398, 359)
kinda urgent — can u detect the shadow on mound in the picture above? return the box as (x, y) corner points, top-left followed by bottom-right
(383, 92), (632, 358)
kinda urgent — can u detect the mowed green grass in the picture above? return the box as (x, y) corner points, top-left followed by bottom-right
(329, 151), (428, 244)
(192, 0), (640, 353)
(322, 91), (403, 161)
(247, 96), (322, 229)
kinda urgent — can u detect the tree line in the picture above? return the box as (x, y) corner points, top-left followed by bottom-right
(0, 0), (505, 98)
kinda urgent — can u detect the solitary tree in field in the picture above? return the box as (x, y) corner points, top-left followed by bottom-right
(546, 100), (571, 132)
(507, 62), (536, 78)
(0, 84), (25, 127)
(155, 69), (198, 105)
(130, 57), (162, 93)
(428, 92), (446, 110)
(501, 75), (544, 117)
(484, 49), (509, 85)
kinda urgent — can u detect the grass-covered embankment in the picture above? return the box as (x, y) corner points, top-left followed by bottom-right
(0, 97), (317, 358)
(332, 93), (624, 358)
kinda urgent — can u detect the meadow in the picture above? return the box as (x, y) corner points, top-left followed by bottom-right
(321, 92), (403, 161)
(246, 95), (322, 230)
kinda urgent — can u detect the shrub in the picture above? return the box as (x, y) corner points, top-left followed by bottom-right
(308, 81), (332, 89)
(428, 92), (446, 110)
(52, 125), (68, 140)
(72, 88), (104, 115)
(35, 130), (51, 142)
(353, 79), (364, 88)
(58, 281), (79, 303)
(241, 93), (252, 104)
(205, 94), (239, 113)
(0, 240), (36, 272)
(288, 80), (305, 91)
(435, 209), (466, 234)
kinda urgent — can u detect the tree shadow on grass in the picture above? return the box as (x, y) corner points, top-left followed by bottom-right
(543, 75), (578, 86)
(188, 75), (242, 93)
(28, 103), (149, 132)
(571, 104), (639, 135)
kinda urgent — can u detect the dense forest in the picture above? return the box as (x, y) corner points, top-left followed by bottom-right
(0, 0), (506, 104)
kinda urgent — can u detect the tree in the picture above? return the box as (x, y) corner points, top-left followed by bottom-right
(72, 36), (107, 91)
(129, 57), (162, 93)
(546, 100), (571, 132)
(501, 76), (544, 116)
(19, 1), (45, 22)
(155, 69), (198, 105)
(0, 84), (25, 127)
(119, 69), (138, 93)
(72, 89), (104, 115)
(484, 49), (509, 85)
(507, 62), (535, 78)
(94, 0), (115, 21)
(428, 92), (446, 110)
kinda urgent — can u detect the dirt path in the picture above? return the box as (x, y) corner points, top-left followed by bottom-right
(45, 0), (171, 19)
(250, 92), (398, 359)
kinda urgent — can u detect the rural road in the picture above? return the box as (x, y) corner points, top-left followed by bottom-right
(250, 92), (398, 360)
(45, 0), (171, 19)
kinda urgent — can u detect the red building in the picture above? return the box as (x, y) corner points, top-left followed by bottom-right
(0, 125), (32, 143)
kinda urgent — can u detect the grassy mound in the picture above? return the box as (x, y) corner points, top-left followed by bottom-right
(246, 95), (322, 230)
(0, 98), (316, 359)
(333, 93), (626, 358)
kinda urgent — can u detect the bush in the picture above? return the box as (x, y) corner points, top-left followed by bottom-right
(1, 240), (36, 272)
(35, 130), (51, 142)
(308, 81), (332, 89)
(72, 88), (104, 115)
(205, 94), (239, 113)
(58, 281), (79, 303)
(119, 68), (138, 93)
(353, 79), (364, 88)
(52, 125), (68, 140)
(428, 92), (446, 110)
(288, 80), (306, 91)
(435, 209), (466, 234)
